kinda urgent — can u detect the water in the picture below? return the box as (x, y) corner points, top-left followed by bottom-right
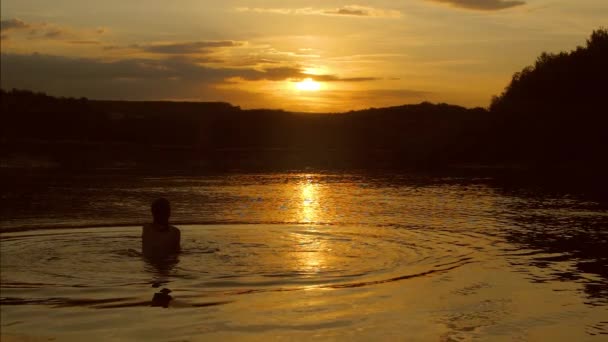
(1, 172), (607, 340)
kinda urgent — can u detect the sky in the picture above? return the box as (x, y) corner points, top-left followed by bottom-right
(1, 1), (606, 112)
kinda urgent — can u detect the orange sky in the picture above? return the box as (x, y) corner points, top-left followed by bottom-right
(1, 0), (606, 112)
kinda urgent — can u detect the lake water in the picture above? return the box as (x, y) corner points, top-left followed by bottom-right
(1, 172), (607, 341)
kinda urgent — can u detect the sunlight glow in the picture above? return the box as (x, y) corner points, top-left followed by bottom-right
(295, 78), (322, 92)
(293, 175), (326, 272)
(300, 176), (318, 223)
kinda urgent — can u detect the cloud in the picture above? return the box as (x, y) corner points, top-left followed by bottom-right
(44, 28), (65, 39)
(69, 40), (102, 45)
(1, 18), (42, 41)
(229, 57), (282, 67)
(323, 5), (401, 17)
(139, 41), (243, 54)
(236, 6), (401, 18)
(312, 75), (380, 82)
(233, 66), (379, 83)
(0, 18), (31, 32)
(429, 0), (525, 11)
(236, 66), (380, 83)
(325, 6), (369, 16)
(0, 53), (379, 99)
(0, 17), (107, 42)
(239, 66), (303, 81)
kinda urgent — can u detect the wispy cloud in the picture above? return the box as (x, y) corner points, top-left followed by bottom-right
(312, 75), (380, 82)
(68, 40), (102, 45)
(0, 18), (31, 32)
(0, 18), (106, 42)
(0, 53), (380, 96)
(44, 28), (66, 39)
(323, 5), (401, 17)
(237, 66), (380, 82)
(138, 41), (243, 54)
(429, 0), (525, 11)
(236, 5), (401, 18)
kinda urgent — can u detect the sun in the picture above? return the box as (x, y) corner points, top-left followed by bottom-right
(295, 78), (321, 91)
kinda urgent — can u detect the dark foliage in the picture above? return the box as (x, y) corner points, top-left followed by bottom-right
(489, 28), (608, 165)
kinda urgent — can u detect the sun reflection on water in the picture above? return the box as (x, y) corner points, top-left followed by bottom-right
(300, 176), (319, 224)
(293, 175), (326, 272)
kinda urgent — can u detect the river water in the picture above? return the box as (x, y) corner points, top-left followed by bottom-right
(1, 172), (607, 340)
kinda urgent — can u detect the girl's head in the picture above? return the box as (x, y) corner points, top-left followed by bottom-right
(151, 198), (171, 225)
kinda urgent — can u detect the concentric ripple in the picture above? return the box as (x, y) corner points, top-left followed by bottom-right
(2, 224), (607, 340)
(0, 224), (487, 295)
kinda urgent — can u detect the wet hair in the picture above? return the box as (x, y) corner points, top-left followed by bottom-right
(151, 198), (171, 226)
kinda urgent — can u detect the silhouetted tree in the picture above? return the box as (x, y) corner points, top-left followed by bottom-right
(489, 28), (608, 165)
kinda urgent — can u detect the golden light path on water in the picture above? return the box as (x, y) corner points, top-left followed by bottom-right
(299, 175), (319, 224)
(294, 175), (325, 273)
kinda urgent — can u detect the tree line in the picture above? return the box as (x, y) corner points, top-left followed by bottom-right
(1, 28), (606, 171)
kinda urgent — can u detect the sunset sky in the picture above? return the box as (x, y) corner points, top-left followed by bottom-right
(1, 0), (606, 112)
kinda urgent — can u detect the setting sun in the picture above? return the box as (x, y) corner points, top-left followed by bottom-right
(295, 78), (321, 91)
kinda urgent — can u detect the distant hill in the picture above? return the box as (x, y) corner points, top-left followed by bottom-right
(1, 28), (606, 171)
(0, 89), (490, 170)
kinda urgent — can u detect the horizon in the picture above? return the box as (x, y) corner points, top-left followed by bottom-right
(1, 1), (606, 112)
(2, 87), (484, 114)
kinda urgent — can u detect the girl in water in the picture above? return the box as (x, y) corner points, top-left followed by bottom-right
(142, 198), (181, 258)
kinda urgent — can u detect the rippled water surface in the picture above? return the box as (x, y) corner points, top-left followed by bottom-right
(1, 172), (607, 340)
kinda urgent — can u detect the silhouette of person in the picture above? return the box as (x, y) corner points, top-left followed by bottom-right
(142, 198), (181, 259)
